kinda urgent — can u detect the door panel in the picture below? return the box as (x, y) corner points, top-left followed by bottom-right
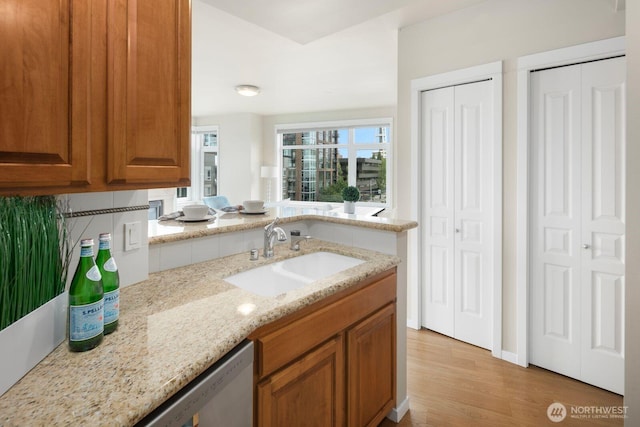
(347, 304), (396, 427)
(530, 64), (582, 379)
(580, 57), (625, 394)
(530, 57), (625, 394)
(543, 264), (572, 340)
(258, 336), (344, 427)
(0, 0), (90, 187)
(107, 0), (190, 185)
(421, 80), (493, 350)
(453, 81), (492, 350)
(422, 87), (455, 337)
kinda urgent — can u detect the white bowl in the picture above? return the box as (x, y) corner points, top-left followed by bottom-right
(182, 204), (209, 219)
(243, 200), (264, 212)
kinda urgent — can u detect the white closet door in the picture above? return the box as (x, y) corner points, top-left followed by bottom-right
(580, 57), (625, 394)
(421, 80), (493, 350)
(453, 81), (493, 349)
(421, 86), (455, 337)
(530, 57), (625, 394)
(530, 64), (582, 379)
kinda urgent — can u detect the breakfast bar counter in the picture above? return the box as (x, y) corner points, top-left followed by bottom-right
(148, 205), (418, 244)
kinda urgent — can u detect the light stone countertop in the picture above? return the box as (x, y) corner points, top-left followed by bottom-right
(0, 240), (400, 426)
(149, 205), (418, 245)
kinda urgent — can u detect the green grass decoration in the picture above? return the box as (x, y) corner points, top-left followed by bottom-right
(0, 196), (70, 331)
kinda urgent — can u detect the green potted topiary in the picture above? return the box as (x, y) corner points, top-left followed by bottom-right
(341, 185), (360, 214)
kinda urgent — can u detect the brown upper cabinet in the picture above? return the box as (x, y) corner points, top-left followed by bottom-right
(0, 0), (191, 196)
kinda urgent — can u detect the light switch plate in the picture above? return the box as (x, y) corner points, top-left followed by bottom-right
(124, 222), (141, 251)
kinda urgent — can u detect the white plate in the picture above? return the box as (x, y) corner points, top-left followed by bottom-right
(241, 210), (267, 215)
(177, 215), (215, 222)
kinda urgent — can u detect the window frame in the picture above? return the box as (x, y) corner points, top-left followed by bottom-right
(276, 118), (393, 207)
(179, 125), (219, 205)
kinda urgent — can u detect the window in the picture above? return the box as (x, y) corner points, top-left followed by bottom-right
(278, 119), (391, 205)
(177, 126), (219, 203)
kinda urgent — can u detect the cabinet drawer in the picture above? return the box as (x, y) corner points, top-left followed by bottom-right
(254, 272), (396, 378)
(257, 335), (344, 427)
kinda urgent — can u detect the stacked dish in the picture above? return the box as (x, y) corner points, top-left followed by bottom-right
(242, 200), (266, 215)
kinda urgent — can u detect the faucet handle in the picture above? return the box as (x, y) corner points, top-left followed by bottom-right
(265, 216), (280, 232)
(290, 230), (312, 251)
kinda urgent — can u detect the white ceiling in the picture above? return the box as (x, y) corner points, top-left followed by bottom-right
(192, 0), (488, 117)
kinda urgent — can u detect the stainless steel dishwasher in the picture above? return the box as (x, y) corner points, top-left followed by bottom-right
(137, 340), (254, 427)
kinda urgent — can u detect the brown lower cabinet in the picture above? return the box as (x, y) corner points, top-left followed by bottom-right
(258, 336), (345, 427)
(250, 269), (397, 427)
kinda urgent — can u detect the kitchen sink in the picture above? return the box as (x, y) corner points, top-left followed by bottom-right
(224, 251), (365, 297)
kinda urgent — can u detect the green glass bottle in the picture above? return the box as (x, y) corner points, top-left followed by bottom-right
(69, 238), (104, 352)
(96, 232), (119, 334)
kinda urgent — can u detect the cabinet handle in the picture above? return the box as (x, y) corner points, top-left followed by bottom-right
(582, 244), (590, 249)
(455, 228), (460, 233)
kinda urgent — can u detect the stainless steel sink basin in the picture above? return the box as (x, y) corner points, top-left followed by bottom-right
(224, 251), (365, 297)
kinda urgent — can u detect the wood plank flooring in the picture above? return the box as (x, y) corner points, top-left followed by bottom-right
(379, 328), (624, 426)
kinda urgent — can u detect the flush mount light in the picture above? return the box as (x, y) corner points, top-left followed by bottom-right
(235, 85), (260, 97)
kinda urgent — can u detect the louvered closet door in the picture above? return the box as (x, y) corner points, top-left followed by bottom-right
(421, 80), (493, 350)
(530, 57), (625, 394)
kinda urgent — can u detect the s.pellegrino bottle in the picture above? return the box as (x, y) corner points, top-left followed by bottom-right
(96, 232), (119, 334)
(69, 238), (104, 352)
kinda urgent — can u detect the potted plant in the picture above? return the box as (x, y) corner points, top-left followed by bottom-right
(342, 185), (360, 214)
(0, 196), (74, 396)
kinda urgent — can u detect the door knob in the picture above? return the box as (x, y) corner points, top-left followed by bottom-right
(582, 244), (590, 249)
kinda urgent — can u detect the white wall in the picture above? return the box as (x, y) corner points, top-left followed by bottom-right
(396, 0), (624, 352)
(194, 113), (263, 204)
(625, 1), (639, 422)
(63, 190), (149, 289)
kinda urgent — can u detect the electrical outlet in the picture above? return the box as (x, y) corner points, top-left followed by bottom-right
(124, 222), (141, 251)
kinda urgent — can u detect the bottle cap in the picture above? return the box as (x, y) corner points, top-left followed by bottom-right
(99, 233), (112, 240)
(80, 238), (94, 246)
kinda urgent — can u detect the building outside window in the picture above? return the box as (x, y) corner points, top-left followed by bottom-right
(177, 126), (219, 203)
(278, 120), (390, 206)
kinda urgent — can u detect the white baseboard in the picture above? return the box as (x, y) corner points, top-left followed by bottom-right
(387, 396), (410, 423)
(501, 350), (519, 365)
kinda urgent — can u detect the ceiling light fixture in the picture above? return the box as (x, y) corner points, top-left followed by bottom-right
(235, 85), (260, 97)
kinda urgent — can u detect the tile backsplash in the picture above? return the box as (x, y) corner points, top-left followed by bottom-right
(62, 190), (149, 289)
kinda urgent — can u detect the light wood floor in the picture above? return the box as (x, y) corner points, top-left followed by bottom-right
(379, 328), (623, 427)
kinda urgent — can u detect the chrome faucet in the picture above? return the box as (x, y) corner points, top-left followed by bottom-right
(263, 217), (287, 258)
(290, 230), (312, 251)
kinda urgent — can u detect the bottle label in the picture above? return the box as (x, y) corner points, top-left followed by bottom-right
(104, 257), (118, 273)
(69, 300), (104, 341)
(80, 246), (94, 257)
(99, 239), (111, 250)
(104, 289), (120, 325)
(86, 265), (102, 282)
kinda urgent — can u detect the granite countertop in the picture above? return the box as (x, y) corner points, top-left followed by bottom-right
(149, 205), (418, 245)
(0, 240), (400, 426)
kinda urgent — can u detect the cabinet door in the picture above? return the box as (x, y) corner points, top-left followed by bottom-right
(0, 0), (90, 188)
(107, 0), (190, 186)
(257, 336), (344, 427)
(347, 304), (395, 427)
